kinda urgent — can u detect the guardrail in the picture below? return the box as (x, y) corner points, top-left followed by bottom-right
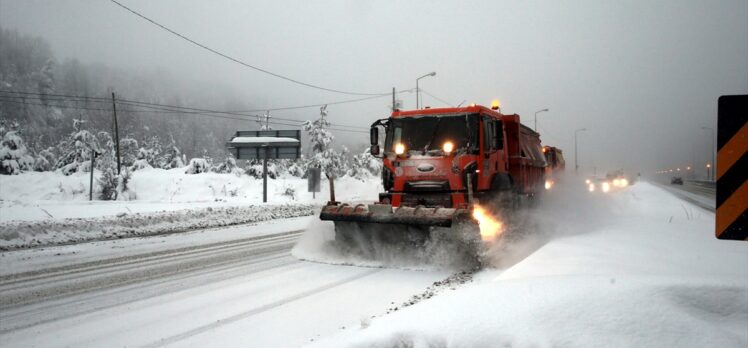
(686, 180), (716, 188)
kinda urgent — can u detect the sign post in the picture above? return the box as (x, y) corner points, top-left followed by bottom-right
(227, 130), (301, 203)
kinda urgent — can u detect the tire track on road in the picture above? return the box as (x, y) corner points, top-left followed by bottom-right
(140, 268), (383, 348)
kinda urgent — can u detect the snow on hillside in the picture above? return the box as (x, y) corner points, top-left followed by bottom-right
(310, 182), (748, 348)
(0, 168), (381, 249)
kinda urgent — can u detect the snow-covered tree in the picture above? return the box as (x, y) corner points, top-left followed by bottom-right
(302, 105), (346, 178)
(159, 135), (185, 169)
(119, 136), (139, 168)
(55, 119), (100, 175)
(0, 124), (35, 175)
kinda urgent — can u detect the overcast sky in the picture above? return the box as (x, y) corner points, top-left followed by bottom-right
(2, 0), (746, 176)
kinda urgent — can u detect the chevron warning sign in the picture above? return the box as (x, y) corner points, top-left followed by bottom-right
(716, 95), (747, 240)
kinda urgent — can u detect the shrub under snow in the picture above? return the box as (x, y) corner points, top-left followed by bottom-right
(185, 158), (210, 174)
(0, 129), (34, 175)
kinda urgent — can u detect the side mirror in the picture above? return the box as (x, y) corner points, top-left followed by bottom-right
(370, 127), (379, 146)
(370, 145), (380, 156)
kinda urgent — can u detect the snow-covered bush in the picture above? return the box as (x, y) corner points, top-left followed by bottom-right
(33, 147), (57, 172)
(97, 167), (118, 200)
(185, 158), (210, 174)
(286, 159), (307, 178)
(130, 158), (152, 171)
(278, 184), (296, 200)
(348, 147), (382, 181)
(117, 167), (135, 200)
(245, 161), (277, 179)
(212, 156), (244, 176)
(138, 136), (163, 167)
(130, 144), (160, 171)
(0, 127), (35, 175)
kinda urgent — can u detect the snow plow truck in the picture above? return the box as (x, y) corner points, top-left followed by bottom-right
(320, 104), (548, 259)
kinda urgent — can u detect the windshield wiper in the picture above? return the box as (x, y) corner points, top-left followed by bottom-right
(422, 118), (442, 155)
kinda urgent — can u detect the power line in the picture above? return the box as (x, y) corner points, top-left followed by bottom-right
(109, 0), (387, 96)
(0, 89), (399, 129)
(0, 96), (368, 133)
(0, 90), (372, 130)
(419, 89), (455, 107)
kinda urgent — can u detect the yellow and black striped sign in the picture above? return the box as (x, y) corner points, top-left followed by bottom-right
(716, 95), (747, 240)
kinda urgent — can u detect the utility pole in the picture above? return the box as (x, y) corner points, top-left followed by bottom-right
(392, 87), (396, 111)
(111, 92), (121, 175)
(262, 146), (268, 203)
(574, 128), (587, 174)
(89, 149), (96, 201)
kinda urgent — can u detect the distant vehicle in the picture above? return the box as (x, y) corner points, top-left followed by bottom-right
(671, 177), (684, 185)
(543, 146), (565, 189)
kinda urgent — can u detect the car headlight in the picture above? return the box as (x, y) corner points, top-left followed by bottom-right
(442, 141), (454, 154)
(602, 182), (611, 192)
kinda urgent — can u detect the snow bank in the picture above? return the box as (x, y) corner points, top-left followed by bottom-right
(0, 168), (381, 249)
(0, 168), (381, 221)
(310, 182), (748, 347)
(0, 204), (315, 250)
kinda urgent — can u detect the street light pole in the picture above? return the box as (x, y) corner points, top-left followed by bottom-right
(534, 108), (549, 132)
(701, 126), (715, 181)
(415, 72), (436, 109)
(574, 128), (587, 174)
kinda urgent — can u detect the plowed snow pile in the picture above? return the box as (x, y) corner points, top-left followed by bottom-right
(309, 182), (748, 347)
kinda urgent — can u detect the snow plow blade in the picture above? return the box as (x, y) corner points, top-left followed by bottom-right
(320, 203), (470, 227)
(320, 203), (483, 267)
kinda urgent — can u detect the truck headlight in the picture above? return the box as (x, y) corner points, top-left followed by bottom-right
(395, 143), (405, 155)
(443, 141), (454, 154)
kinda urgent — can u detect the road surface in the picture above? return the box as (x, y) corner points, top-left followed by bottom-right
(655, 180), (715, 211)
(0, 217), (450, 347)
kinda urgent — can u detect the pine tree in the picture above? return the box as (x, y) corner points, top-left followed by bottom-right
(302, 105), (345, 178)
(0, 122), (35, 175)
(55, 118), (100, 175)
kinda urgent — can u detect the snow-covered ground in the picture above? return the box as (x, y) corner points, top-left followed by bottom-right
(313, 182), (748, 347)
(0, 169), (380, 249)
(0, 168), (380, 222)
(0, 216), (451, 347)
(1, 177), (745, 348)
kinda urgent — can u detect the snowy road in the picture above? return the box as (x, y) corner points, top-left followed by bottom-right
(0, 217), (449, 347)
(655, 181), (716, 211)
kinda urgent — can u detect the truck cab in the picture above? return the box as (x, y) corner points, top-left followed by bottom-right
(369, 105), (546, 209)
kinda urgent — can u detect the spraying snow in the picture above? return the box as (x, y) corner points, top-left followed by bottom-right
(309, 181), (747, 347)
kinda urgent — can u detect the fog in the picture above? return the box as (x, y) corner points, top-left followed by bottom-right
(2, 0), (746, 176)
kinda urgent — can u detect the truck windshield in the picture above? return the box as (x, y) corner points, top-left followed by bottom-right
(386, 114), (479, 155)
